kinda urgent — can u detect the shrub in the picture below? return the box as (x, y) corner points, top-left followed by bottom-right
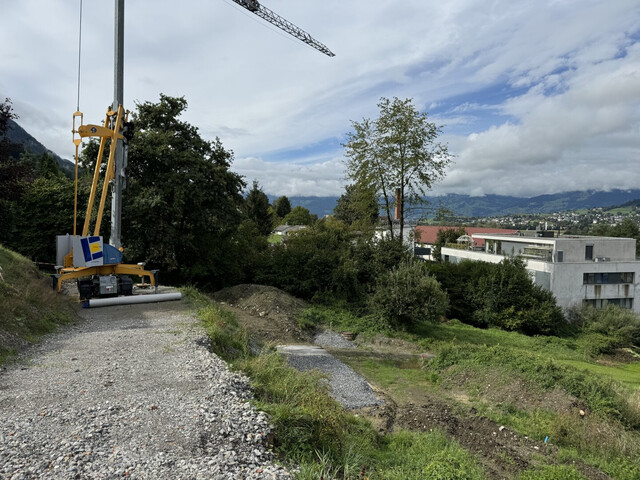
(568, 304), (640, 351)
(369, 260), (448, 328)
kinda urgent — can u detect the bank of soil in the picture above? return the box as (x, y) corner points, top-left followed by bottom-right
(211, 284), (312, 345)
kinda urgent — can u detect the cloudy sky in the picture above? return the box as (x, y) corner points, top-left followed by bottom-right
(2, 0), (639, 198)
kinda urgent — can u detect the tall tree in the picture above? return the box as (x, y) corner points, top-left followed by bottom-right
(273, 195), (292, 219)
(245, 180), (273, 236)
(343, 97), (452, 240)
(122, 94), (245, 286)
(333, 183), (379, 227)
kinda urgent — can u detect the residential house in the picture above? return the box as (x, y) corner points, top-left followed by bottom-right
(413, 226), (519, 261)
(273, 225), (307, 237)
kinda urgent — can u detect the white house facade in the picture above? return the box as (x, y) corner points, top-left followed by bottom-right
(441, 233), (640, 313)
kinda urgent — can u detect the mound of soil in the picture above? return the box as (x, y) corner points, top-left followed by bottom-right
(212, 284), (312, 345)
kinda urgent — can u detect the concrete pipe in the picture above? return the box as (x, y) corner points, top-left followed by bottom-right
(83, 292), (182, 308)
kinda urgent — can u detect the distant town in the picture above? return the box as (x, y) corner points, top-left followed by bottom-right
(432, 200), (640, 233)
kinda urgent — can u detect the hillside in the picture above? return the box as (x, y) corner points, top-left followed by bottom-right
(4, 120), (639, 219)
(0, 244), (77, 362)
(1, 119), (75, 176)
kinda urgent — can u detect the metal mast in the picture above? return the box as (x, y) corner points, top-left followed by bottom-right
(110, 0), (125, 248)
(231, 0), (335, 57)
(108, 0), (332, 248)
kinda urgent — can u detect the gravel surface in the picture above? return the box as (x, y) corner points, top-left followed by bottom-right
(278, 345), (381, 409)
(313, 331), (356, 349)
(0, 299), (291, 479)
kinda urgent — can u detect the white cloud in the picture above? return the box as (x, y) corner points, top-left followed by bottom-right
(232, 155), (346, 197)
(2, 0), (640, 197)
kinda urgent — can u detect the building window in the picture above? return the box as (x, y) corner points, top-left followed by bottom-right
(583, 298), (633, 309)
(585, 245), (593, 260)
(583, 272), (634, 284)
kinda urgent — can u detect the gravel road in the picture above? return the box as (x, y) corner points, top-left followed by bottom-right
(0, 298), (290, 479)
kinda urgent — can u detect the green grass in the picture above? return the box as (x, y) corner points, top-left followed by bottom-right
(416, 319), (587, 362)
(333, 351), (434, 400)
(371, 430), (485, 480)
(557, 359), (640, 388)
(0, 244), (76, 364)
(517, 464), (585, 480)
(305, 304), (640, 478)
(189, 290), (486, 479)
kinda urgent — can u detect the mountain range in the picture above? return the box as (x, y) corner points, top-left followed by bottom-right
(276, 191), (640, 220)
(4, 119), (640, 219)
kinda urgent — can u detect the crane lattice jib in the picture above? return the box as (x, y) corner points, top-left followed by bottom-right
(231, 0), (335, 57)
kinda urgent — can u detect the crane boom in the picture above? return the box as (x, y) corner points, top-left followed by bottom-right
(231, 0), (335, 57)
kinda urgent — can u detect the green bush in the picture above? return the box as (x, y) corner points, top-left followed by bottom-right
(428, 257), (566, 335)
(568, 304), (640, 351)
(369, 260), (448, 328)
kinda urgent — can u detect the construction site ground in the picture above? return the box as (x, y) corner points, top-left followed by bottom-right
(212, 284), (612, 480)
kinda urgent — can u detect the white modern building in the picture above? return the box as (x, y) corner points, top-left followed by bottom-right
(441, 233), (640, 312)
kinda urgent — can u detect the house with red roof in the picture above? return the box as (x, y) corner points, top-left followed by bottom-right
(413, 226), (519, 261)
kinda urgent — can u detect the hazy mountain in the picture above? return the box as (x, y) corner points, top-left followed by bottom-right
(1, 119), (75, 176)
(271, 190), (640, 219)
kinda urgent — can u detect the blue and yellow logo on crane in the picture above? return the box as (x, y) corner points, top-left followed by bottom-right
(80, 236), (103, 263)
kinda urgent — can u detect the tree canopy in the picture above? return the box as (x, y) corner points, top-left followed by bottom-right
(121, 94), (246, 286)
(283, 206), (317, 226)
(273, 195), (292, 219)
(333, 183), (379, 227)
(343, 97), (452, 240)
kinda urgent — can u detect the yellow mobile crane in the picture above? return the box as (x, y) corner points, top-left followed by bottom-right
(54, 0), (333, 303)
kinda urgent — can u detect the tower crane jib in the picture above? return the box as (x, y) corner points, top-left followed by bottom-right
(231, 0), (335, 57)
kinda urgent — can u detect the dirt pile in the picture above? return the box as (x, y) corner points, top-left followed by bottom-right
(212, 284), (311, 344)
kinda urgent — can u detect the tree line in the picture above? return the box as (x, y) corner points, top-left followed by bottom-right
(4, 95), (632, 341)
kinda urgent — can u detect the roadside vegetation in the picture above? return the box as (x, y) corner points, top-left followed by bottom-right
(183, 288), (485, 479)
(0, 244), (77, 363)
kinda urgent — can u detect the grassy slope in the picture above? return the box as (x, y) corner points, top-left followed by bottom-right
(183, 288), (486, 480)
(332, 315), (640, 479)
(0, 244), (77, 363)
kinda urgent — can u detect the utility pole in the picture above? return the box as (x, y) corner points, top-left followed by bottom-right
(110, 0), (124, 248)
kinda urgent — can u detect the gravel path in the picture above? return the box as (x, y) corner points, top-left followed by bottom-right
(278, 345), (381, 409)
(0, 299), (290, 479)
